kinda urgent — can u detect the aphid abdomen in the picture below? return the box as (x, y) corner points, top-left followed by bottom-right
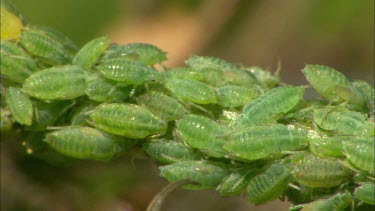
(354, 183), (375, 205)
(352, 80), (375, 114)
(19, 27), (71, 65)
(45, 127), (123, 161)
(1, 55), (34, 83)
(86, 103), (167, 139)
(159, 160), (229, 190)
(143, 139), (202, 164)
(162, 67), (204, 82)
(308, 132), (346, 158)
(299, 191), (353, 211)
(302, 64), (349, 102)
(73, 36), (110, 68)
(95, 58), (158, 85)
(291, 154), (353, 188)
(217, 168), (257, 196)
(22, 65), (87, 100)
(216, 85), (259, 108)
(165, 79), (217, 104)
(240, 86), (305, 126)
(342, 137), (374, 173)
(247, 162), (292, 205)
(5, 87), (33, 125)
(136, 91), (189, 121)
(224, 124), (308, 161)
(176, 114), (226, 157)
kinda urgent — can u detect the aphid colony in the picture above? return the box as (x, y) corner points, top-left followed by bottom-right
(1, 11), (374, 211)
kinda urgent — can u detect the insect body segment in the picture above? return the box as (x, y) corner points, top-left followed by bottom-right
(342, 137), (374, 173)
(5, 87), (33, 125)
(216, 85), (259, 108)
(293, 191), (353, 211)
(217, 168), (257, 196)
(354, 183), (375, 205)
(73, 36), (110, 68)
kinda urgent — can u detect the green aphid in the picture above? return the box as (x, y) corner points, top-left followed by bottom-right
(5, 87), (33, 125)
(103, 43), (167, 66)
(313, 106), (374, 136)
(73, 36), (110, 68)
(291, 153), (353, 188)
(244, 66), (280, 89)
(352, 80), (375, 114)
(342, 137), (374, 173)
(142, 139), (202, 164)
(302, 64), (350, 102)
(86, 103), (167, 139)
(1, 108), (13, 131)
(136, 91), (189, 121)
(45, 126), (125, 161)
(217, 168), (257, 196)
(224, 124), (308, 161)
(354, 183), (375, 205)
(239, 86), (305, 126)
(247, 162), (292, 205)
(335, 84), (367, 110)
(217, 109), (241, 128)
(22, 65), (87, 100)
(176, 114), (227, 157)
(95, 58), (159, 85)
(308, 131), (346, 158)
(0, 40), (38, 71)
(165, 79), (217, 104)
(162, 67), (204, 82)
(85, 74), (132, 102)
(290, 191), (353, 211)
(222, 68), (259, 87)
(18, 27), (71, 65)
(216, 85), (259, 108)
(0, 55), (35, 83)
(159, 160), (229, 190)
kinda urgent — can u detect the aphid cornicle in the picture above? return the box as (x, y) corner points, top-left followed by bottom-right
(216, 85), (259, 108)
(73, 36), (110, 68)
(22, 65), (87, 100)
(354, 183), (375, 205)
(302, 64), (350, 102)
(45, 127), (125, 161)
(176, 114), (227, 158)
(291, 153), (353, 188)
(95, 58), (159, 85)
(142, 139), (202, 164)
(102, 43), (167, 66)
(291, 191), (353, 211)
(342, 137), (374, 173)
(136, 91), (189, 121)
(159, 160), (229, 190)
(313, 106), (374, 136)
(217, 168), (257, 196)
(239, 86), (305, 126)
(5, 87), (33, 125)
(165, 79), (217, 104)
(86, 103), (167, 139)
(18, 27), (71, 64)
(247, 162), (292, 205)
(224, 124), (308, 161)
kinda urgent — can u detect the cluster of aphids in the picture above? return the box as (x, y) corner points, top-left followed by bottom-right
(1, 7), (374, 211)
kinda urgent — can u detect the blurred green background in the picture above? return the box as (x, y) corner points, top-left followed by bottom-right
(1, 0), (374, 210)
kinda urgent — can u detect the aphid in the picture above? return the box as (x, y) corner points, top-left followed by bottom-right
(354, 183), (375, 205)
(95, 58), (159, 85)
(45, 126), (125, 161)
(5, 87), (33, 125)
(308, 132), (346, 158)
(22, 65), (87, 100)
(176, 114), (227, 157)
(0, 6), (24, 40)
(247, 162), (292, 205)
(85, 74), (132, 102)
(302, 64), (350, 102)
(1, 40), (38, 72)
(19, 27), (71, 65)
(290, 191), (353, 211)
(85, 103), (167, 139)
(342, 137), (374, 173)
(334, 84), (366, 110)
(352, 80), (375, 114)
(217, 109), (241, 128)
(291, 153), (353, 188)
(244, 66), (280, 89)
(222, 68), (259, 87)
(103, 43), (167, 66)
(0, 55), (35, 83)
(73, 36), (110, 68)
(165, 79), (217, 104)
(224, 124), (308, 161)
(239, 86), (305, 126)
(216, 85), (259, 108)
(185, 55), (236, 72)
(313, 106), (374, 136)
(142, 139), (202, 164)
(159, 160), (229, 190)
(162, 67), (204, 82)
(217, 168), (257, 196)
(136, 91), (189, 121)
(1, 108), (13, 131)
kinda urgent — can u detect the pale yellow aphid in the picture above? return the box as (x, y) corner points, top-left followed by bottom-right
(0, 6), (24, 40)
